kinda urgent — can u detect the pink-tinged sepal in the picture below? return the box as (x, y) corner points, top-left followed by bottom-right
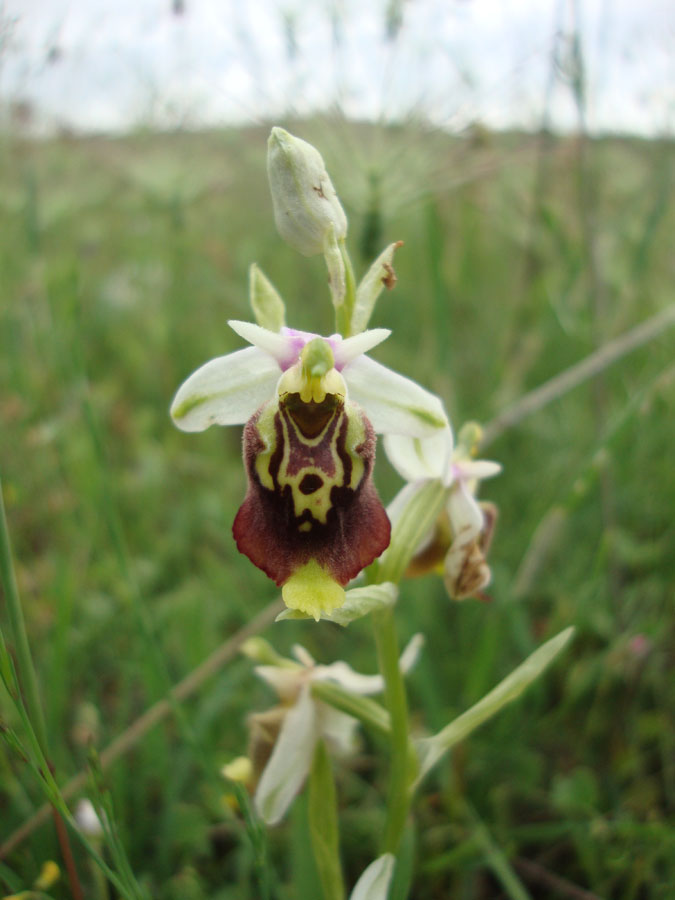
(233, 394), (390, 594)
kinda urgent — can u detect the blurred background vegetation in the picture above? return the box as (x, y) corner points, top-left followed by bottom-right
(1, 2), (674, 898)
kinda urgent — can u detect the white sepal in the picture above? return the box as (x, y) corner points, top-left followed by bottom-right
(254, 685), (318, 825)
(344, 355), (448, 437)
(384, 426), (453, 483)
(170, 347), (279, 431)
(349, 853), (396, 900)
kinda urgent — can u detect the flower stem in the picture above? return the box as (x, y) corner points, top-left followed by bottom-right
(372, 607), (415, 855)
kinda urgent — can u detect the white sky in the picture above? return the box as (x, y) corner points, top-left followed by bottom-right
(1, 0), (673, 135)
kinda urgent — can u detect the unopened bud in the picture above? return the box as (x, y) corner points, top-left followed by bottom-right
(267, 127), (347, 256)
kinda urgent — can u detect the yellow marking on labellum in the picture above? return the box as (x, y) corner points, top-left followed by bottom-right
(251, 388), (368, 531)
(253, 402), (278, 490)
(281, 558), (346, 620)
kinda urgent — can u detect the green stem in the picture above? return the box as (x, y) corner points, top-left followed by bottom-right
(335, 240), (357, 337)
(372, 607), (415, 855)
(308, 740), (345, 900)
(0, 474), (48, 753)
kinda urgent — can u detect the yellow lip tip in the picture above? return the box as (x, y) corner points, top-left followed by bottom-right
(281, 560), (346, 621)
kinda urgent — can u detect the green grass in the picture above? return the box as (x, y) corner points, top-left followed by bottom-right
(1, 120), (673, 899)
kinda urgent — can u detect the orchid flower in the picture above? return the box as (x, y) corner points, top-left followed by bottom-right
(241, 636), (423, 825)
(384, 421), (501, 599)
(171, 320), (448, 619)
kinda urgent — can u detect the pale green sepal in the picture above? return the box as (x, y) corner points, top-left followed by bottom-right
(170, 346), (279, 431)
(375, 480), (448, 584)
(352, 242), (403, 335)
(311, 681), (391, 738)
(276, 582), (398, 626)
(254, 685), (318, 825)
(249, 263), (286, 332)
(309, 740), (345, 900)
(344, 355), (448, 437)
(415, 627), (575, 785)
(349, 853), (396, 900)
(324, 223), (346, 311)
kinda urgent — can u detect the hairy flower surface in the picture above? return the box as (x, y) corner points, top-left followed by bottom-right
(385, 422), (501, 598)
(171, 321), (447, 617)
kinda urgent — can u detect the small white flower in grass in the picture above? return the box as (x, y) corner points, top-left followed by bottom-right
(75, 798), (104, 837)
(384, 421), (501, 599)
(249, 637), (423, 825)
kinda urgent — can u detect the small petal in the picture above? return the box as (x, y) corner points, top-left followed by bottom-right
(384, 426), (453, 482)
(254, 685), (319, 825)
(170, 347), (280, 431)
(228, 319), (300, 369)
(344, 355), (448, 436)
(452, 459), (502, 482)
(332, 328), (391, 370)
(349, 853), (396, 900)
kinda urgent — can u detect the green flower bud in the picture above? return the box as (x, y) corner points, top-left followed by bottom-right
(267, 127), (348, 256)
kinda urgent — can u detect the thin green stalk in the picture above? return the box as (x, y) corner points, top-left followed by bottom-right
(336, 240), (357, 336)
(308, 740), (345, 900)
(372, 607), (415, 855)
(0, 474), (48, 753)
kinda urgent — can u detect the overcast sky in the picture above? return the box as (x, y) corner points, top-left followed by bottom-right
(1, 0), (673, 135)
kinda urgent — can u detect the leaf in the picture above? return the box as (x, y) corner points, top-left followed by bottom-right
(352, 242), (403, 335)
(415, 627), (575, 783)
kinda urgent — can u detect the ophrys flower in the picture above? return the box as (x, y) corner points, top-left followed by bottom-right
(385, 421), (501, 599)
(242, 636), (423, 825)
(171, 320), (447, 618)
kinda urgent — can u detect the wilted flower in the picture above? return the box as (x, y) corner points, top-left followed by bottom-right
(267, 127), (348, 256)
(171, 320), (447, 619)
(241, 637), (423, 824)
(385, 421), (501, 599)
